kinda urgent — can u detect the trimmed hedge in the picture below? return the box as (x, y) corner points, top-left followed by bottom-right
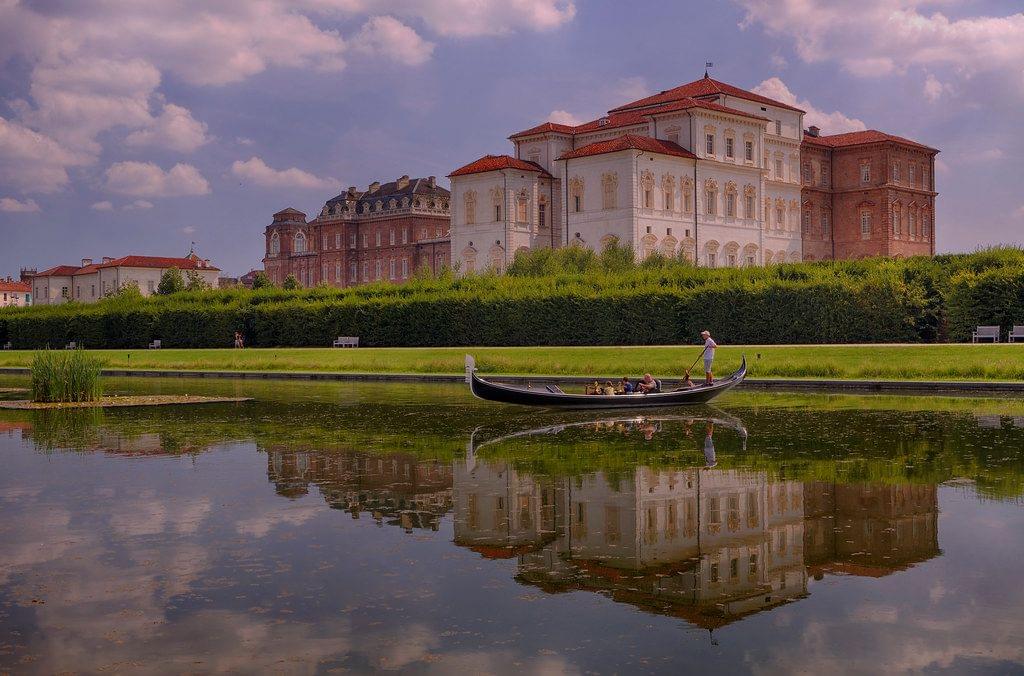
(1, 248), (1022, 347)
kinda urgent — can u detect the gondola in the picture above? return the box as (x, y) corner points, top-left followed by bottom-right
(465, 355), (746, 409)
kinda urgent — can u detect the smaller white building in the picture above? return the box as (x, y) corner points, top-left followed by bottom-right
(0, 278), (32, 307)
(31, 253), (220, 305)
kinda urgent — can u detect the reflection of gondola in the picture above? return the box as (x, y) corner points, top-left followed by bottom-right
(466, 355), (746, 409)
(468, 411), (748, 458)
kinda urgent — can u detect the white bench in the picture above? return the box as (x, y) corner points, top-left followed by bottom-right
(2, 342), (11, 350)
(65, 341), (78, 350)
(148, 339), (162, 349)
(972, 326), (1000, 343)
(333, 336), (359, 348)
(1009, 326), (1024, 343)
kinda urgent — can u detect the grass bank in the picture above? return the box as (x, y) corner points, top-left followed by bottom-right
(1, 344), (1023, 381)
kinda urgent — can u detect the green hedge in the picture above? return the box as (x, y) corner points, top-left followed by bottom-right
(1, 248), (1022, 347)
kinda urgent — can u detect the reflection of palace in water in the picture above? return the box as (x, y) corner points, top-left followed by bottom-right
(266, 447), (453, 532)
(264, 441), (939, 630)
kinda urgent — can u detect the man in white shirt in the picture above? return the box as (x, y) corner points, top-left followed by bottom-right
(701, 330), (717, 385)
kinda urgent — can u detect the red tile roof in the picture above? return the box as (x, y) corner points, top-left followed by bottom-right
(508, 121), (576, 138)
(98, 255), (220, 271)
(510, 95), (768, 141)
(448, 154), (553, 177)
(558, 134), (698, 160)
(802, 129), (937, 152)
(0, 280), (31, 292)
(609, 76), (805, 114)
(35, 265), (80, 277)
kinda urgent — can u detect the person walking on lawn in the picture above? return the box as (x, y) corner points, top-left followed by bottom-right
(701, 330), (717, 386)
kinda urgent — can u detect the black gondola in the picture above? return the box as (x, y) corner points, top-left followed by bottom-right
(465, 355), (746, 409)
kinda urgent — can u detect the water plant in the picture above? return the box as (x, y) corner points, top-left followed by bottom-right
(30, 348), (104, 403)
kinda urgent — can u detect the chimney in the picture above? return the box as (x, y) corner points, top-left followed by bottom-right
(427, 175), (436, 188)
(81, 258), (93, 267)
(807, 125), (820, 137)
(598, 117), (609, 127)
(397, 175), (410, 189)
(369, 181), (380, 194)
(347, 186), (357, 197)
(102, 257), (113, 264)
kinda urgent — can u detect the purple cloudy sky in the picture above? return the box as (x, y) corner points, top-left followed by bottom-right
(1, 0), (1022, 276)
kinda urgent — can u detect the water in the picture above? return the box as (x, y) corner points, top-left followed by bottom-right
(1, 378), (1023, 674)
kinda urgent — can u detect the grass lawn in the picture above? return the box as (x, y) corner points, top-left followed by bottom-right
(1, 345), (1023, 381)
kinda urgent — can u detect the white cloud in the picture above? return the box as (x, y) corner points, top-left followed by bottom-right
(90, 201), (114, 211)
(306, 0), (577, 37)
(350, 16), (435, 66)
(237, 137), (255, 146)
(104, 161), (211, 197)
(126, 104), (211, 153)
(738, 1), (1024, 93)
(1013, 205), (1024, 220)
(123, 199), (155, 211)
(231, 156), (336, 191)
(978, 149), (1005, 162)
(0, 117), (89, 193)
(182, 225), (197, 235)
(0, 197), (41, 213)
(923, 73), (951, 102)
(547, 109), (584, 126)
(752, 77), (867, 134)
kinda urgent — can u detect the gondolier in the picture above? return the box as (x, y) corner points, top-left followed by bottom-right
(701, 330), (717, 386)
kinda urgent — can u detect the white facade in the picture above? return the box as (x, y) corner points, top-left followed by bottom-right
(31, 255), (219, 305)
(449, 77), (806, 272)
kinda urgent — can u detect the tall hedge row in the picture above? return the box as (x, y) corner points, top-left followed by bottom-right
(1, 248), (1022, 347)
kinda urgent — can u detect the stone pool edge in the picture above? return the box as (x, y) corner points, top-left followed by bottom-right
(1, 367), (1022, 394)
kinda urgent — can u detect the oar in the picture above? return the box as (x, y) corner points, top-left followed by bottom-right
(684, 346), (708, 378)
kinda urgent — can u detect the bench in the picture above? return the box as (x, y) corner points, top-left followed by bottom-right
(1009, 326), (1024, 343)
(148, 339), (162, 349)
(65, 341), (78, 350)
(332, 336), (359, 348)
(972, 326), (1000, 343)
(2, 342), (11, 350)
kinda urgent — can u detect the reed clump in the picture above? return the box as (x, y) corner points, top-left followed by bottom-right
(30, 348), (104, 403)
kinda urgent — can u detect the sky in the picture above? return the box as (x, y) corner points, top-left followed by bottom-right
(0, 0), (1022, 277)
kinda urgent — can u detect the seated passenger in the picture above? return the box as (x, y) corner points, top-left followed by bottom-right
(585, 380), (601, 395)
(636, 373), (660, 393)
(602, 381), (616, 395)
(618, 376), (634, 394)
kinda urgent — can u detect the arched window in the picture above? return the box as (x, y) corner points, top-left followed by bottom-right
(662, 174), (676, 212)
(724, 181), (737, 218)
(516, 189), (529, 223)
(704, 240), (720, 268)
(538, 195), (548, 228)
(599, 234), (618, 250)
(681, 177), (693, 213)
(569, 177), (584, 213)
(462, 246), (478, 274)
(764, 250), (774, 264)
(490, 187), (503, 222)
(742, 243), (758, 267)
(464, 190), (477, 225)
(704, 179), (718, 216)
(774, 199), (785, 231)
(293, 231), (307, 253)
(488, 243), (505, 272)
(660, 234), (678, 257)
(640, 233), (657, 259)
(640, 170), (654, 209)
(269, 232), (280, 255)
(602, 172), (618, 210)
(724, 241), (740, 267)
(743, 185), (756, 219)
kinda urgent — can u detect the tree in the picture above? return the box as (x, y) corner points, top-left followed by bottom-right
(157, 267), (186, 295)
(104, 280), (142, 300)
(250, 271), (273, 289)
(282, 274), (299, 290)
(185, 270), (212, 292)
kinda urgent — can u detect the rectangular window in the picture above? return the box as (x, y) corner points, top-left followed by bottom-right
(683, 191), (692, 213)
(775, 158), (783, 179)
(362, 233), (368, 248)
(745, 195), (755, 219)
(707, 252), (717, 268)
(389, 259), (395, 279)
(923, 168), (930, 190)
(725, 137), (734, 158)
(350, 233), (356, 248)
(402, 228), (408, 245)
(402, 258), (408, 278)
(389, 229), (395, 246)
(821, 164), (830, 187)
(374, 260), (382, 279)
(726, 193), (736, 217)
(909, 164), (915, 184)
(375, 231), (381, 247)
(705, 133), (715, 155)
(822, 211), (830, 237)
(802, 210), (810, 233)
(335, 233), (341, 248)
(61, 286), (68, 298)
(893, 162), (900, 182)
(322, 235), (328, 250)
(775, 120), (782, 135)
(861, 163), (871, 184)
(665, 190), (674, 211)
(706, 190), (716, 216)
(350, 262), (357, 282)
(362, 261), (368, 281)
(643, 189), (653, 209)
(776, 207), (785, 229)
(802, 162), (812, 183)
(727, 253), (737, 267)
(91, 285), (95, 297)
(744, 140), (753, 161)
(335, 261), (341, 281)
(538, 203), (546, 227)
(147, 280), (155, 293)
(861, 211), (871, 238)
(573, 195), (580, 213)
(495, 204), (502, 220)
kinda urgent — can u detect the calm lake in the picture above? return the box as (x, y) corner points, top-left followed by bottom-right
(1, 377), (1023, 674)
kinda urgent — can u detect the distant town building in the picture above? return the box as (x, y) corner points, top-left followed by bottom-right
(263, 175), (451, 287)
(239, 269), (261, 288)
(448, 74), (938, 272)
(0, 277), (32, 307)
(30, 252), (219, 305)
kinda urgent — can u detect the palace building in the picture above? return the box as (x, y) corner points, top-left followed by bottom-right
(448, 74), (938, 272)
(263, 175), (451, 287)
